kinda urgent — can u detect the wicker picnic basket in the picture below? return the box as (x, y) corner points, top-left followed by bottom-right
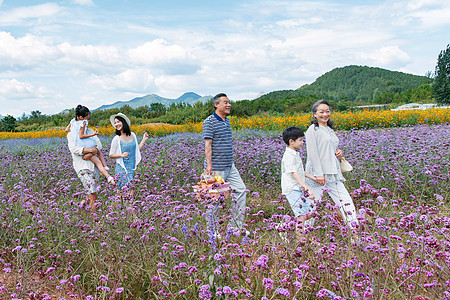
(192, 172), (230, 204)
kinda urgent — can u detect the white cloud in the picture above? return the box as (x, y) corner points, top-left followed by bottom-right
(406, 0), (443, 10)
(127, 39), (199, 74)
(71, 0), (95, 7)
(89, 69), (157, 92)
(361, 46), (411, 68)
(57, 42), (122, 66)
(0, 3), (62, 26)
(0, 32), (59, 67)
(407, 7), (450, 27)
(275, 17), (322, 28)
(0, 79), (52, 100)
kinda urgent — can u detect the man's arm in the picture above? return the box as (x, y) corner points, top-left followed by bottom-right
(205, 139), (213, 174)
(67, 132), (98, 156)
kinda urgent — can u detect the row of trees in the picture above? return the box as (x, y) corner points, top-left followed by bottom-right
(2, 45), (449, 132)
(294, 65), (431, 102)
(433, 44), (450, 104)
(0, 116), (16, 132)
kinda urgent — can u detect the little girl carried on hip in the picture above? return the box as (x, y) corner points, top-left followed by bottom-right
(66, 105), (115, 184)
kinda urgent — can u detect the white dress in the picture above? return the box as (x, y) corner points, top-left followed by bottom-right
(70, 119), (97, 148)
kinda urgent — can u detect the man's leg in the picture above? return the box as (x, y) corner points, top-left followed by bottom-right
(207, 168), (230, 235)
(88, 192), (97, 212)
(77, 167), (100, 213)
(224, 164), (247, 230)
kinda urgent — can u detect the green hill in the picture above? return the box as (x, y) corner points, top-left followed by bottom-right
(257, 65), (430, 102)
(12, 65), (434, 131)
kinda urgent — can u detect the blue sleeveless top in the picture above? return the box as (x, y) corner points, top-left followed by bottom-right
(115, 138), (136, 189)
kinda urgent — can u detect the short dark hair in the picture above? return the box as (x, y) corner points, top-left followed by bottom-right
(115, 116), (131, 136)
(282, 127), (304, 145)
(213, 93), (227, 108)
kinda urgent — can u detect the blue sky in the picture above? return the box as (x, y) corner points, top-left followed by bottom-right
(0, 0), (449, 117)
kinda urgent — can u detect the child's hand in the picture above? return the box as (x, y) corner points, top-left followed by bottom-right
(314, 176), (326, 185)
(93, 129), (99, 135)
(122, 152), (130, 158)
(302, 186), (315, 200)
(335, 149), (343, 159)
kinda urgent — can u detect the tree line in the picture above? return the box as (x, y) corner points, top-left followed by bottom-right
(2, 44), (449, 132)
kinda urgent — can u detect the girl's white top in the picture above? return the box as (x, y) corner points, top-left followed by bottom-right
(70, 118), (96, 148)
(67, 129), (102, 173)
(109, 132), (142, 171)
(305, 124), (345, 183)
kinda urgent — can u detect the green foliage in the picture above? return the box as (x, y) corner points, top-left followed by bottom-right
(373, 82), (433, 104)
(232, 94), (322, 115)
(14, 66), (434, 132)
(433, 44), (450, 104)
(0, 115), (17, 132)
(295, 65), (430, 102)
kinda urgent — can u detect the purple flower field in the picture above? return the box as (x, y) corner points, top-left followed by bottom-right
(0, 124), (449, 299)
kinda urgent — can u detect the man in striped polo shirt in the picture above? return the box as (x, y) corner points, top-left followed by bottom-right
(203, 93), (248, 236)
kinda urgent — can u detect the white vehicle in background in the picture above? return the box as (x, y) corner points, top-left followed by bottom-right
(391, 103), (442, 111)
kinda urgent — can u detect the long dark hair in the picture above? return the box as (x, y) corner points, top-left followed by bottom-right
(75, 105), (90, 119)
(310, 99), (334, 129)
(115, 116), (131, 136)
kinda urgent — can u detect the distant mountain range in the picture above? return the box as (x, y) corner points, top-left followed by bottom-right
(93, 92), (212, 111)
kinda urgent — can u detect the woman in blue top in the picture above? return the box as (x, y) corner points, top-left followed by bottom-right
(109, 113), (149, 192)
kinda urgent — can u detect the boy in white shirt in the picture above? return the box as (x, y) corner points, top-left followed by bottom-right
(281, 127), (316, 239)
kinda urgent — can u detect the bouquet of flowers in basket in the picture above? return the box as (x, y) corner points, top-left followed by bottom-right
(192, 172), (230, 205)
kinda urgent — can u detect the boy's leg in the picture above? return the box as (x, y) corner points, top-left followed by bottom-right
(287, 190), (311, 237)
(295, 215), (307, 240)
(326, 181), (358, 228)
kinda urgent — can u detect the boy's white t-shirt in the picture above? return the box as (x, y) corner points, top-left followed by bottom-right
(281, 147), (306, 195)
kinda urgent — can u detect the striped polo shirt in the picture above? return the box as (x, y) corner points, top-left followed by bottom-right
(203, 112), (233, 170)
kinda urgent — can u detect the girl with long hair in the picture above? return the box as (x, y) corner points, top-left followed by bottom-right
(109, 113), (149, 191)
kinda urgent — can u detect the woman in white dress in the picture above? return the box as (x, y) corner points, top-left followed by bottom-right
(305, 100), (358, 228)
